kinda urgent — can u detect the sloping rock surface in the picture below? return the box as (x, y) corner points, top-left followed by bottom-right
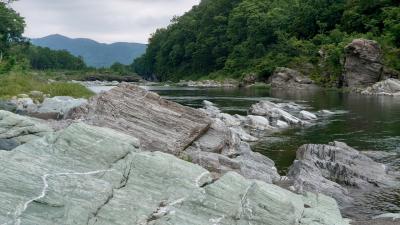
(344, 39), (383, 87)
(68, 83), (212, 155)
(0, 122), (349, 225)
(287, 142), (399, 207)
(0, 110), (52, 151)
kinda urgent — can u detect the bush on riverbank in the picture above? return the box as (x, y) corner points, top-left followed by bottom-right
(0, 71), (94, 99)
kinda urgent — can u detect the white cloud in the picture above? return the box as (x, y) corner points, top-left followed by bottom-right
(11, 0), (200, 43)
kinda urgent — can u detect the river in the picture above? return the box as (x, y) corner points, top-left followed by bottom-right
(90, 85), (400, 217)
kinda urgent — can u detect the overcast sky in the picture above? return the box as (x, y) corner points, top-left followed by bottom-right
(11, 0), (200, 44)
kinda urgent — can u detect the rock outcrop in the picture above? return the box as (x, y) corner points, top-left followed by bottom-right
(269, 67), (319, 89)
(360, 78), (400, 96)
(68, 84), (282, 183)
(343, 39), (383, 87)
(68, 84), (212, 155)
(0, 110), (52, 151)
(287, 142), (400, 210)
(10, 96), (88, 119)
(0, 120), (349, 225)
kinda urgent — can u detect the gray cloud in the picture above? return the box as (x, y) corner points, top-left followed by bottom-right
(11, 0), (200, 43)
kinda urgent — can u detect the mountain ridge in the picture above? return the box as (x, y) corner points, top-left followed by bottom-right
(31, 34), (147, 68)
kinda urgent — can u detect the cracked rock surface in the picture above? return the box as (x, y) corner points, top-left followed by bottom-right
(0, 115), (348, 225)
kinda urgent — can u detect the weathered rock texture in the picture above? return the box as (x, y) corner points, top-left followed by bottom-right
(0, 121), (349, 225)
(68, 83), (212, 155)
(269, 67), (319, 89)
(0, 110), (52, 151)
(287, 142), (399, 209)
(343, 39), (383, 87)
(67, 84), (283, 184)
(360, 78), (400, 96)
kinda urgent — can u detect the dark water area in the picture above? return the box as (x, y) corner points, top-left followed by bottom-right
(147, 86), (400, 173)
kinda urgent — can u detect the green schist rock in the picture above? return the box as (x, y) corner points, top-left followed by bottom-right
(0, 122), (348, 225)
(0, 110), (53, 150)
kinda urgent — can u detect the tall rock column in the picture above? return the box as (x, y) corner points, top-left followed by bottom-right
(343, 39), (383, 87)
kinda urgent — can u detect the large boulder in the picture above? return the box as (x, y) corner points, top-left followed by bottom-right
(287, 142), (399, 209)
(68, 83), (212, 155)
(343, 39), (383, 87)
(34, 96), (88, 119)
(361, 78), (400, 96)
(0, 122), (349, 225)
(269, 67), (319, 89)
(0, 110), (52, 151)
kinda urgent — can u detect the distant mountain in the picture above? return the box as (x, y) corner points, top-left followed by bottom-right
(31, 34), (147, 68)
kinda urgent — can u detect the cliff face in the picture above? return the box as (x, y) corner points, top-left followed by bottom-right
(343, 39), (383, 87)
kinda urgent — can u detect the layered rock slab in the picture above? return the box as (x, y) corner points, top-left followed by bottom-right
(68, 83), (212, 155)
(287, 142), (399, 209)
(0, 121), (349, 225)
(0, 110), (52, 151)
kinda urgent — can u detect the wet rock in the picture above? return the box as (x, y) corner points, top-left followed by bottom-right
(360, 78), (400, 96)
(299, 110), (318, 120)
(0, 121), (349, 225)
(0, 110), (53, 149)
(241, 73), (257, 86)
(68, 83), (212, 155)
(249, 100), (303, 125)
(343, 39), (383, 87)
(287, 142), (399, 207)
(269, 67), (319, 89)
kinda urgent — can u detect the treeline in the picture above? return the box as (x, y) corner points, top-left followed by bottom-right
(0, 1), (136, 76)
(134, 0), (400, 84)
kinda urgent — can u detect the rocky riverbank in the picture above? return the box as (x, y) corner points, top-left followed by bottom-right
(0, 83), (398, 224)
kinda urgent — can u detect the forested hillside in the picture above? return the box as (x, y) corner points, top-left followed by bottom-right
(134, 0), (400, 84)
(32, 34), (147, 68)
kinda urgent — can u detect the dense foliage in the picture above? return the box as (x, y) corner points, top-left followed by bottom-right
(26, 46), (86, 70)
(134, 0), (400, 85)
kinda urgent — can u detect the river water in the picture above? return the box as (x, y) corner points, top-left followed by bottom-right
(90, 85), (400, 217)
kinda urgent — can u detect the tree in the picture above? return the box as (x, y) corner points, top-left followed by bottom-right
(0, 1), (25, 62)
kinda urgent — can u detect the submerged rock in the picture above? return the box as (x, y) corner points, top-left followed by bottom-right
(0, 121), (349, 225)
(287, 141), (400, 212)
(0, 110), (52, 150)
(343, 39), (383, 87)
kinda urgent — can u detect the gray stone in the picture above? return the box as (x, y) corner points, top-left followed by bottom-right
(269, 67), (319, 89)
(35, 96), (88, 119)
(361, 78), (400, 96)
(0, 138), (19, 151)
(0, 121), (349, 225)
(287, 142), (399, 207)
(0, 110), (53, 148)
(343, 39), (383, 87)
(0, 100), (16, 112)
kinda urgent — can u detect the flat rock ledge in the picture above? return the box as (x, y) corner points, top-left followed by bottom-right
(286, 141), (400, 220)
(0, 121), (349, 225)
